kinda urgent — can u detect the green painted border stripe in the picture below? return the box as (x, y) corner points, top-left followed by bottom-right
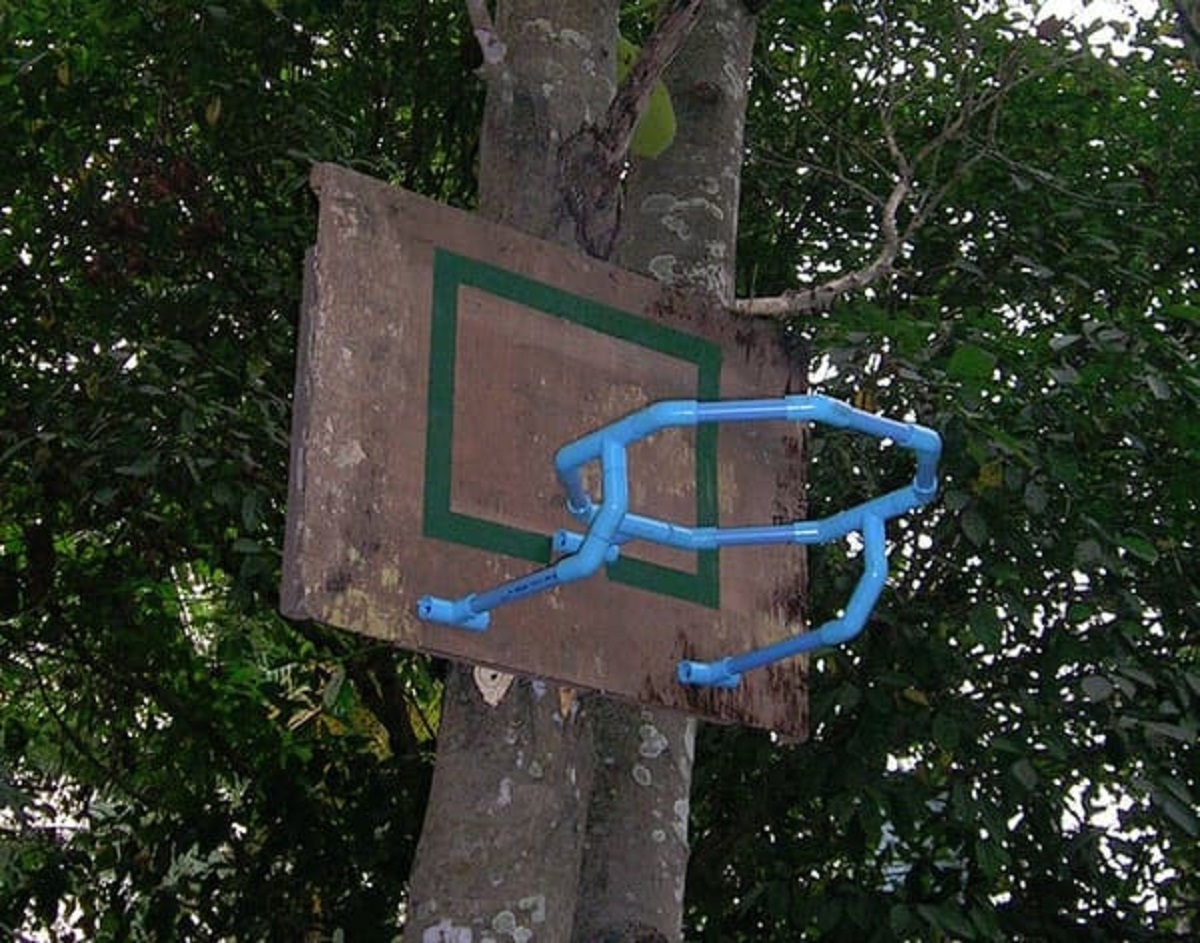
(458, 252), (718, 365)
(421, 249), (458, 547)
(423, 248), (721, 609)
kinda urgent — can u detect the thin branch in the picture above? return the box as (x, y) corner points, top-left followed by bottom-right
(752, 148), (885, 208)
(904, 84), (1008, 237)
(733, 168), (911, 318)
(972, 141), (1150, 210)
(904, 150), (984, 240)
(557, 0), (704, 258)
(751, 86), (896, 203)
(598, 0), (704, 161)
(28, 656), (156, 807)
(465, 0), (506, 67)
(734, 33), (1086, 319)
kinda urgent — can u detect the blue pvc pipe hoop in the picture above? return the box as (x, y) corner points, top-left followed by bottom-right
(417, 393), (941, 689)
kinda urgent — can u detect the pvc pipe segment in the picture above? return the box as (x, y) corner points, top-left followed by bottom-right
(417, 394), (941, 689)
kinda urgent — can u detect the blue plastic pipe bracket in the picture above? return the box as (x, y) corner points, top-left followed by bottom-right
(416, 393), (941, 689)
(416, 438), (628, 632)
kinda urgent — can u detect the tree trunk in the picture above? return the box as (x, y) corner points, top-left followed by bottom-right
(403, 7), (614, 937)
(570, 3), (758, 940)
(404, 3), (757, 940)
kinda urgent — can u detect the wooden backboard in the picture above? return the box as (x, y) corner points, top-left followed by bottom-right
(281, 163), (808, 736)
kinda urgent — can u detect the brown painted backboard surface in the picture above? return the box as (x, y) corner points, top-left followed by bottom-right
(282, 164), (808, 736)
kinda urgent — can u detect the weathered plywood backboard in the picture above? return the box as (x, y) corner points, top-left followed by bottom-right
(282, 163), (808, 736)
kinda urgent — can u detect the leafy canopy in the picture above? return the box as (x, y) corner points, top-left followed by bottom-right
(1, 0), (1197, 940)
(692, 2), (1198, 940)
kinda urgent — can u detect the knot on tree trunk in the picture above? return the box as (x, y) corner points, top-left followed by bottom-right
(557, 124), (624, 261)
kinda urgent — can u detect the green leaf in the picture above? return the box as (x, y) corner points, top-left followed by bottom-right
(1023, 481), (1048, 515)
(1143, 722), (1195, 744)
(968, 603), (1002, 650)
(1081, 675), (1114, 703)
(1117, 665), (1156, 688)
(1160, 776), (1195, 808)
(918, 903), (977, 940)
(947, 343), (998, 381)
(890, 904), (918, 935)
(1152, 788), (1200, 837)
(1162, 302), (1200, 322)
(241, 493), (261, 532)
(969, 902), (1002, 939)
(1145, 372), (1171, 400)
(1011, 758), (1038, 791)
(960, 508), (988, 547)
(322, 664), (346, 710)
(932, 712), (960, 751)
(1117, 534), (1159, 565)
(975, 837), (1009, 879)
(114, 455), (158, 477)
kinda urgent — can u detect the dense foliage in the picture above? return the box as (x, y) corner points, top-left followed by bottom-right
(1, 0), (1196, 940)
(691, 4), (1199, 940)
(1, 1), (477, 937)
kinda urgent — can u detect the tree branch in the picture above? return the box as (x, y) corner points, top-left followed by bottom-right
(557, 0), (704, 258)
(465, 0), (506, 67)
(759, 153), (885, 208)
(732, 25), (1067, 320)
(733, 166), (911, 318)
(597, 0), (703, 161)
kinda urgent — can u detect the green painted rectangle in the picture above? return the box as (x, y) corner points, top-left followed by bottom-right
(423, 248), (722, 608)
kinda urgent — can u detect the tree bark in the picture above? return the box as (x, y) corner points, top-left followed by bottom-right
(570, 3), (758, 941)
(616, 0), (757, 309)
(404, 6), (617, 940)
(404, 3), (758, 940)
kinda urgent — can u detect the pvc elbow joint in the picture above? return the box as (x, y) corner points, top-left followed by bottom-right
(677, 658), (741, 689)
(417, 595), (491, 631)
